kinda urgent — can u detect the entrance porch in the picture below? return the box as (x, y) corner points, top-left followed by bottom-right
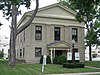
(46, 41), (71, 63)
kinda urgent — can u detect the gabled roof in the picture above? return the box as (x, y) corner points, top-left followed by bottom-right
(17, 3), (77, 27)
(27, 3), (76, 15)
(46, 40), (71, 48)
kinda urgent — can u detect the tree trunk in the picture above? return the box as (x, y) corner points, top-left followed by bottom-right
(9, 4), (17, 67)
(89, 44), (92, 61)
(9, 0), (39, 67)
(85, 21), (92, 61)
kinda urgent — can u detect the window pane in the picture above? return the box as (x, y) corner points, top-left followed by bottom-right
(72, 28), (78, 42)
(35, 26), (42, 40)
(20, 49), (22, 58)
(35, 47), (42, 57)
(54, 27), (60, 41)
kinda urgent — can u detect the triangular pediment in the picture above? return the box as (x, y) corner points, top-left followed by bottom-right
(27, 3), (76, 19)
(47, 41), (71, 48)
(17, 3), (77, 28)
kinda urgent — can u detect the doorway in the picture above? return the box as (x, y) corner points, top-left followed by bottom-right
(55, 50), (62, 56)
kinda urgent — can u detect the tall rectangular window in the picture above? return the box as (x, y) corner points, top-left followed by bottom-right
(35, 47), (42, 57)
(35, 26), (42, 40)
(20, 49), (22, 58)
(23, 48), (25, 58)
(72, 28), (78, 42)
(54, 27), (60, 41)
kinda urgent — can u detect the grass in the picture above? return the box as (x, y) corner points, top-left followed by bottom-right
(0, 60), (100, 75)
(85, 61), (100, 68)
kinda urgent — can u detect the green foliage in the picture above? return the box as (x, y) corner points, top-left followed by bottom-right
(40, 55), (51, 64)
(0, 60), (98, 75)
(63, 63), (85, 68)
(53, 55), (66, 65)
(40, 55), (43, 64)
(59, 0), (100, 61)
(85, 21), (100, 46)
(59, 0), (100, 23)
(92, 54), (97, 58)
(46, 55), (51, 64)
(53, 56), (58, 64)
(67, 60), (79, 63)
(0, 0), (31, 20)
(0, 51), (4, 59)
(63, 63), (75, 68)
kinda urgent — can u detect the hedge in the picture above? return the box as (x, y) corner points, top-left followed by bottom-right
(53, 55), (66, 64)
(63, 63), (85, 68)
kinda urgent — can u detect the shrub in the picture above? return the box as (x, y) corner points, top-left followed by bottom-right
(53, 56), (58, 64)
(92, 54), (97, 58)
(40, 55), (43, 64)
(67, 60), (79, 63)
(75, 63), (85, 68)
(58, 55), (66, 64)
(0, 51), (4, 59)
(62, 63), (85, 68)
(53, 55), (66, 64)
(63, 63), (68, 68)
(46, 55), (51, 64)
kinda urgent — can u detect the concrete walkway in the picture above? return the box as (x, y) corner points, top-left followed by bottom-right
(85, 66), (100, 70)
(47, 72), (100, 75)
(46, 66), (100, 75)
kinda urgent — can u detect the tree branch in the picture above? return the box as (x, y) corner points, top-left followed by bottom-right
(17, 0), (39, 34)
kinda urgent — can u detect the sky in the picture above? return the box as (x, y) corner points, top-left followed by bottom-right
(0, 0), (58, 39)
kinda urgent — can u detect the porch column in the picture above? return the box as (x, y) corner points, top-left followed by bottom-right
(50, 48), (53, 63)
(54, 48), (55, 58)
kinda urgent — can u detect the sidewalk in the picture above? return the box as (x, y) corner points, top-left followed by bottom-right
(46, 66), (100, 75)
(47, 72), (100, 75)
(85, 66), (100, 70)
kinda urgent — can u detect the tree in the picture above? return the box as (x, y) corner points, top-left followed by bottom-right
(86, 20), (100, 47)
(0, 50), (4, 59)
(59, 0), (100, 61)
(0, 0), (39, 67)
(0, 22), (3, 26)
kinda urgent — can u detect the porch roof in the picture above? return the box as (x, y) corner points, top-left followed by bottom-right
(46, 41), (71, 49)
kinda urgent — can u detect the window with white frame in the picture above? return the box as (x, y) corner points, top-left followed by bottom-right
(72, 28), (78, 42)
(35, 47), (42, 57)
(54, 27), (60, 41)
(35, 26), (42, 40)
(20, 49), (22, 58)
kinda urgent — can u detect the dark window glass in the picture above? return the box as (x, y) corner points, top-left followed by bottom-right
(54, 27), (60, 41)
(35, 26), (42, 40)
(23, 48), (25, 57)
(35, 47), (42, 57)
(20, 49), (22, 58)
(72, 28), (78, 42)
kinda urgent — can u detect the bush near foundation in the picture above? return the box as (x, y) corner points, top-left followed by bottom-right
(40, 55), (43, 64)
(40, 55), (51, 64)
(63, 63), (85, 68)
(46, 55), (51, 64)
(0, 51), (4, 59)
(53, 55), (66, 64)
(67, 60), (79, 63)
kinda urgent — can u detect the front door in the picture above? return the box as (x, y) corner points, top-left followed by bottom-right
(55, 50), (62, 56)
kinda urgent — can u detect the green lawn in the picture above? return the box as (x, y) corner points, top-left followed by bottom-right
(0, 60), (100, 75)
(85, 61), (100, 68)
